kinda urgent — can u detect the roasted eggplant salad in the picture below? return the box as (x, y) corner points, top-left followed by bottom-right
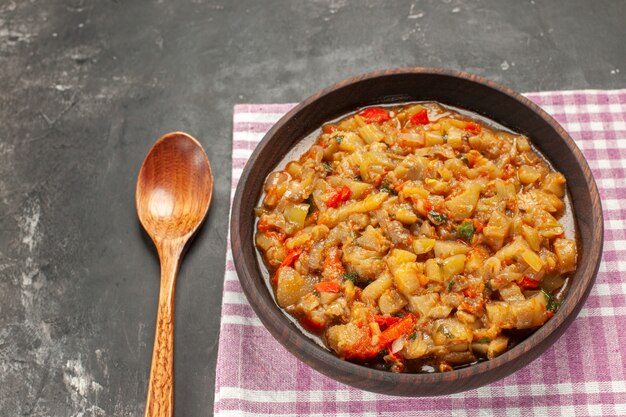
(255, 102), (577, 373)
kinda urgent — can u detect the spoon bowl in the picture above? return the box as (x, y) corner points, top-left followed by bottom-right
(136, 131), (213, 417)
(137, 133), (213, 241)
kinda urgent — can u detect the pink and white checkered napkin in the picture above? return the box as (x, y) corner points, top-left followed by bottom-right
(215, 90), (626, 417)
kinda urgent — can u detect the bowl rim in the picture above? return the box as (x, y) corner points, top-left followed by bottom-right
(230, 67), (604, 395)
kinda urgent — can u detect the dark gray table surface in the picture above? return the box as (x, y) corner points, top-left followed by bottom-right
(1, 0), (624, 416)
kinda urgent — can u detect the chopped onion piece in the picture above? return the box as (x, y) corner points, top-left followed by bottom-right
(391, 334), (407, 354)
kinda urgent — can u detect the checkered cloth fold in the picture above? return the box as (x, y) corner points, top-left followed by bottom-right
(216, 90), (626, 417)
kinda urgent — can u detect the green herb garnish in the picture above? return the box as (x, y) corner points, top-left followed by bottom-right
(447, 280), (455, 292)
(457, 221), (475, 242)
(428, 210), (448, 225)
(334, 135), (344, 144)
(409, 331), (418, 341)
(477, 337), (491, 343)
(343, 271), (369, 288)
(343, 272), (360, 283)
(548, 298), (560, 312)
(313, 291), (320, 297)
(322, 161), (334, 173)
(305, 195), (316, 216)
(541, 288), (560, 312)
(378, 181), (398, 195)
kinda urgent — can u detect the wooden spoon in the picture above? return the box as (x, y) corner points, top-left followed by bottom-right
(136, 132), (213, 417)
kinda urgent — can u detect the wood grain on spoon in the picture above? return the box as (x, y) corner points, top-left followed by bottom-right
(136, 132), (213, 417)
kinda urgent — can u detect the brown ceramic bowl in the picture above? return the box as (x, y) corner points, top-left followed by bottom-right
(230, 68), (603, 396)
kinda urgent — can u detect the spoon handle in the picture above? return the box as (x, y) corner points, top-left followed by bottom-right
(145, 241), (182, 417)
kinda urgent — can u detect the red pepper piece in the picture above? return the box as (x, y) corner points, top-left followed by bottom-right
(371, 315), (400, 329)
(300, 316), (326, 333)
(322, 124), (338, 134)
(281, 248), (302, 269)
(258, 218), (272, 232)
(520, 276), (541, 289)
(463, 287), (479, 298)
(358, 107), (391, 123)
(410, 109), (429, 125)
(314, 281), (341, 293)
(473, 219), (484, 234)
(327, 194), (341, 209)
(339, 185), (351, 200)
(272, 248), (302, 284)
(327, 185), (352, 208)
(465, 121), (481, 133)
(378, 314), (416, 346)
(342, 333), (382, 360)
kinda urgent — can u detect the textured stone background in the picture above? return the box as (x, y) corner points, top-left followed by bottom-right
(0, 0), (624, 416)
